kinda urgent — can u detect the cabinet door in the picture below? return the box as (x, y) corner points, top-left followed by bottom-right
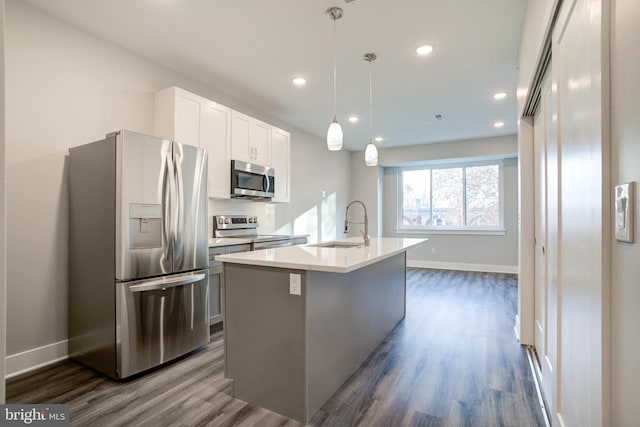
(251, 119), (272, 166)
(155, 87), (232, 199)
(208, 267), (224, 325)
(201, 101), (232, 198)
(270, 127), (290, 203)
(208, 247), (225, 326)
(231, 112), (271, 165)
(231, 111), (252, 162)
(173, 89), (203, 148)
(207, 244), (250, 326)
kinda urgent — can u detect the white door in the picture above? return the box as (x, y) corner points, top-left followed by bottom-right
(533, 72), (558, 417)
(533, 88), (547, 367)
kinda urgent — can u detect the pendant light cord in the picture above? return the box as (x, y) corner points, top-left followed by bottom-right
(332, 17), (337, 121)
(369, 58), (373, 143)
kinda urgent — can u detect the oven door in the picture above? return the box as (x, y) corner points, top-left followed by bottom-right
(231, 160), (275, 199)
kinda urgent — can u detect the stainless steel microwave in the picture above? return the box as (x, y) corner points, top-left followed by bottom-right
(231, 160), (275, 199)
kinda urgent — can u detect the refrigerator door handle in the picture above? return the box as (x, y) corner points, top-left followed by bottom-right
(163, 153), (175, 265)
(128, 272), (206, 293)
(174, 145), (184, 264)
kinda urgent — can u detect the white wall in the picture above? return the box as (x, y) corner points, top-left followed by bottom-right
(4, 0), (350, 373)
(349, 153), (382, 239)
(1, 0), (7, 402)
(610, 0), (640, 424)
(351, 135), (519, 272)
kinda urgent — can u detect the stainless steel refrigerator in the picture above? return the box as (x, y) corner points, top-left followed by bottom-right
(69, 130), (209, 379)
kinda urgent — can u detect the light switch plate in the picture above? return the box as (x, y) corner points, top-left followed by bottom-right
(289, 273), (301, 296)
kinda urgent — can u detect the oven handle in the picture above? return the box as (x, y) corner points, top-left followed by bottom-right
(128, 273), (206, 293)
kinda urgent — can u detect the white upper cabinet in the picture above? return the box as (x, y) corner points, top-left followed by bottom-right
(231, 111), (271, 166)
(155, 86), (290, 203)
(155, 86), (232, 199)
(270, 126), (290, 203)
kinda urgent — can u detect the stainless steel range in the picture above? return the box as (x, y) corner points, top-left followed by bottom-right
(214, 215), (302, 250)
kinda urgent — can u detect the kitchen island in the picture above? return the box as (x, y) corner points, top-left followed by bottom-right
(215, 237), (426, 422)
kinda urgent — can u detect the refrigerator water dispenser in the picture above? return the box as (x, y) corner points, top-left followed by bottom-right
(129, 203), (162, 248)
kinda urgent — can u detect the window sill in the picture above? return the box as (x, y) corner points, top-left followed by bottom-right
(395, 228), (507, 236)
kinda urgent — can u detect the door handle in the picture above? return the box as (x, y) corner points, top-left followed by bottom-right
(263, 174), (270, 194)
(128, 273), (206, 293)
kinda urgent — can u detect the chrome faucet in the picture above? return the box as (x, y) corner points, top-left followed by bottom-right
(344, 200), (370, 246)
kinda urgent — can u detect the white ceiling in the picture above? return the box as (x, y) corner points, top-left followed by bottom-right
(22, 0), (526, 151)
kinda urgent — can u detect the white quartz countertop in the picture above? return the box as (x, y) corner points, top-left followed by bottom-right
(214, 237), (427, 273)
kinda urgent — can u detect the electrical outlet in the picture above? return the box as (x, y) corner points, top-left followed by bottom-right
(289, 273), (301, 296)
(431, 247), (436, 254)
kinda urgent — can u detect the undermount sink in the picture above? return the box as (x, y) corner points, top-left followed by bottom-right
(308, 241), (363, 249)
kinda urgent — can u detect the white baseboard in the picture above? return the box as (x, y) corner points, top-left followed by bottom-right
(5, 340), (68, 379)
(407, 260), (518, 274)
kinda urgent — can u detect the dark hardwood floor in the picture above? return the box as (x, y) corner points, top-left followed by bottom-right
(7, 268), (545, 426)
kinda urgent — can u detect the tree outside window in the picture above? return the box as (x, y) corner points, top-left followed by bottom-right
(400, 162), (502, 230)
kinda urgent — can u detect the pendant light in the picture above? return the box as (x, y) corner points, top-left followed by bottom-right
(364, 53), (379, 166)
(326, 7), (343, 151)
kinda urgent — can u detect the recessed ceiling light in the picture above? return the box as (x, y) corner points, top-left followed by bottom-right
(494, 121), (505, 128)
(493, 92), (507, 100)
(348, 116), (359, 123)
(375, 136), (383, 142)
(292, 77), (307, 86)
(416, 45), (434, 56)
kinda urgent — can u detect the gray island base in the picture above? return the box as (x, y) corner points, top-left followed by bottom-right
(223, 252), (407, 422)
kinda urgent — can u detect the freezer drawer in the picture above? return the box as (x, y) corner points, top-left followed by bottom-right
(116, 270), (209, 379)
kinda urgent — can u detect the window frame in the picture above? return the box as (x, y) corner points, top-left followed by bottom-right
(396, 159), (506, 235)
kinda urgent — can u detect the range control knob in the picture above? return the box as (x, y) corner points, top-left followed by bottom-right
(224, 218), (230, 224)
(217, 218), (224, 224)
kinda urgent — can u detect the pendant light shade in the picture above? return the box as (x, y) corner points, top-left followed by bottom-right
(327, 120), (343, 151)
(364, 52), (378, 166)
(365, 140), (378, 166)
(326, 7), (343, 151)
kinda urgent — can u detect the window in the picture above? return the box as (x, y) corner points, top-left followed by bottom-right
(399, 161), (503, 232)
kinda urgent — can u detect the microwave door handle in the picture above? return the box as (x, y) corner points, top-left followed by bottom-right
(263, 174), (270, 194)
